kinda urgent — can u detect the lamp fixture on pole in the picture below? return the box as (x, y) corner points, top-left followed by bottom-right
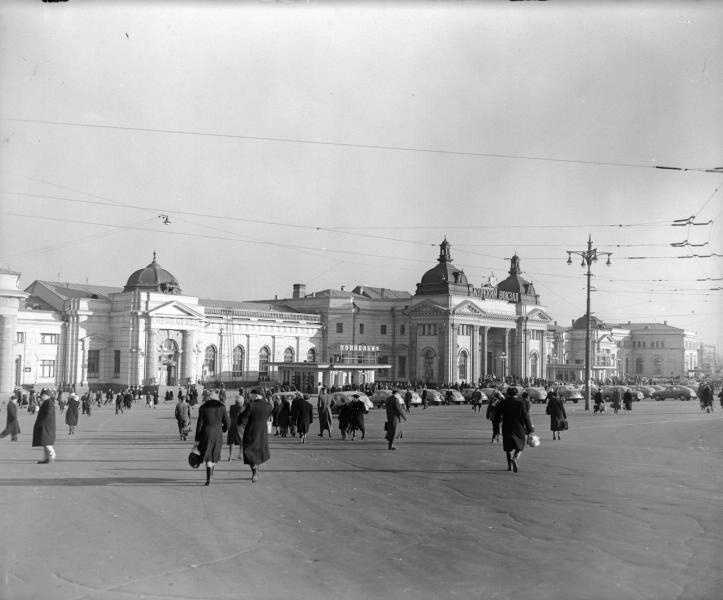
(566, 235), (612, 411)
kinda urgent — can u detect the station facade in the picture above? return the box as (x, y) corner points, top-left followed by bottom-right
(1, 240), (553, 395)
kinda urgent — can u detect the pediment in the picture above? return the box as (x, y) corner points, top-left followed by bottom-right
(527, 308), (553, 322)
(451, 300), (484, 316)
(147, 301), (204, 319)
(406, 300), (449, 317)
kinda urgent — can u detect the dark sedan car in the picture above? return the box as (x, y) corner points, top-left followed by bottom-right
(652, 386), (698, 401)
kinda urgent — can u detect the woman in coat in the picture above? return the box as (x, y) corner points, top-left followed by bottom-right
(611, 387), (622, 414)
(317, 393), (333, 438)
(32, 390), (57, 463)
(277, 397), (292, 437)
(226, 396), (244, 460)
(175, 396), (192, 441)
(337, 398), (353, 440)
(238, 391), (272, 482)
(65, 393), (80, 435)
(545, 391), (567, 440)
(349, 395), (367, 440)
(492, 387), (535, 473)
(384, 391), (407, 450)
(194, 392), (229, 485)
(0, 396), (21, 441)
(294, 394), (314, 444)
(622, 389), (633, 414)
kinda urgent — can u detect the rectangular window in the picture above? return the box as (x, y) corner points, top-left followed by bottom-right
(400, 325), (405, 335)
(381, 324), (387, 335)
(398, 356), (407, 378)
(359, 323), (364, 335)
(87, 350), (100, 379)
(113, 350), (121, 378)
(378, 355), (389, 365)
(40, 360), (55, 378)
(41, 333), (59, 345)
(336, 323), (343, 334)
(16, 332), (25, 343)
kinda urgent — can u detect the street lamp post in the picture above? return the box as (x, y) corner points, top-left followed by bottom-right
(566, 235), (612, 411)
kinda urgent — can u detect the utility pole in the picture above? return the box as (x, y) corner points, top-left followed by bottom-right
(566, 235), (612, 411)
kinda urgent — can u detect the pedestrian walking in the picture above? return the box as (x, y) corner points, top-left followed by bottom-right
(277, 396), (292, 437)
(294, 394), (314, 444)
(545, 391), (567, 440)
(337, 397), (352, 440)
(492, 387), (535, 473)
(486, 390), (503, 443)
(175, 395), (192, 441)
(0, 395), (21, 441)
(384, 390), (407, 450)
(65, 393), (80, 435)
(194, 391), (229, 486)
(349, 394), (367, 440)
(611, 387), (622, 414)
(226, 396), (244, 460)
(32, 389), (57, 463)
(317, 391), (333, 438)
(238, 390), (272, 483)
(623, 388), (633, 414)
(593, 389), (605, 414)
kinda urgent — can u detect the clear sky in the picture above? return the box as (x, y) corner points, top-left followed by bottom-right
(1, 1), (721, 350)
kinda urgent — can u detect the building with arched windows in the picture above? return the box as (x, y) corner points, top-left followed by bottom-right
(2, 240), (557, 395)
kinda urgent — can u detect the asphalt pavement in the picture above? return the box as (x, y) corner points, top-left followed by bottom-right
(1, 398), (721, 600)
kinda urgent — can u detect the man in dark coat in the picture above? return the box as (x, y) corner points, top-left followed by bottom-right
(492, 387), (534, 473)
(317, 392), (333, 438)
(238, 390), (272, 482)
(349, 394), (367, 440)
(545, 391), (567, 440)
(194, 391), (229, 485)
(175, 396), (192, 441)
(65, 393), (80, 435)
(1, 395), (21, 441)
(294, 394), (314, 444)
(32, 389), (57, 463)
(384, 390), (407, 450)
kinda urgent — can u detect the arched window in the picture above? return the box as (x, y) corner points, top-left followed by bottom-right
(259, 346), (270, 379)
(423, 348), (436, 381)
(635, 357), (643, 375)
(307, 348), (316, 363)
(530, 352), (539, 379)
(653, 356), (662, 376)
(458, 350), (468, 381)
(204, 345), (217, 378)
(284, 347), (295, 363)
(232, 345), (245, 377)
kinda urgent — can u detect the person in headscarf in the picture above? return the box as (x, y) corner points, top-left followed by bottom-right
(0, 395), (21, 441)
(238, 390), (272, 483)
(65, 393), (80, 435)
(492, 386), (534, 473)
(194, 391), (229, 486)
(32, 389), (57, 463)
(226, 396), (244, 460)
(175, 394), (192, 441)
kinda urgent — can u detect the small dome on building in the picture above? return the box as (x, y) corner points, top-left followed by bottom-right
(124, 253), (181, 294)
(572, 314), (605, 330)
(416, 239), (469, 295)
(497, 254), (538, 303)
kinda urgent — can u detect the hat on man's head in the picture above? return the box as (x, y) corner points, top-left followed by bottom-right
(506, 387), (518, 397)
(70, 393), (78, 400)
(208, 391), (219, 401)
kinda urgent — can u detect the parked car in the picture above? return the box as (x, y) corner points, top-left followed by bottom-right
(370, 389), (393, 408)
(630, 385), (656, 398)
(329, 391), (373, 413)
(402, 390), (423, 407)
(461, 388), (488, 404)
(651, 386), (698, 401)
(601, 385), (643, 402)
(553, 385), (582, 404)
(481, 388), (503, 403)
(417, 388), (444, 405)
(440, 389), (465, 405)
(524, 387), (548, 404)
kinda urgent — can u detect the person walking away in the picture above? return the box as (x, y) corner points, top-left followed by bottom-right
(65, 393), (80, 435)
(611, 387), (622, 415)
(472, 388), (483, 413)
(492, 387), (535, 473)
(545, 390), (567, 440)
(317, 391), (333, 438)
(226, 396), (244, 459)
(421, 387), (428, 409)
(238, 390), (272, 482)
(593, 389), (605, 414)
(0, 395), (21, 441)
(349, 394), (367, 440)
(337, 397), (352, 440)
(278, 396), (292, 437)
(175, 395), (192, 441)
(404, 389), (412, 412)
(623, 388), (633, 414)
(32, 389), (57, 463)
(271, 396), (281, 436)
(384, 390), (407, 450)
(194, 391), (229, 486)
(486, 390), (503, 444)
(294, 394), (314, 444)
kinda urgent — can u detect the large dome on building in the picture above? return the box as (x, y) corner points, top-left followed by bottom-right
(124, 253), (181, 294)
(572, 314), (605, 330)
(415, 239), (469, 295)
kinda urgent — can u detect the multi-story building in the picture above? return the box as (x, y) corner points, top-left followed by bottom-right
(1, 240), (555, 395)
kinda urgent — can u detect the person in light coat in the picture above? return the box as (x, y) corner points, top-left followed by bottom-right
(65, 393), (80, 435)
(384, 391), (407, 450)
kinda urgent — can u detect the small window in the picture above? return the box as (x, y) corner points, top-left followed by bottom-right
(381, 324), (387, 335)
(41, 333), (59, 345)
(398, 356), (407, 378)
(113, 350), (121, 378)
(87, 350), (100, 379)
(359, 323), (364, 335)
(16, 332), (25, 343)
(40, 360), (56, 378)
(336, 323), (343, 334)
(400, 325), (405, 335)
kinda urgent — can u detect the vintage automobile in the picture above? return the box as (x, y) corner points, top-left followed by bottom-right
(524, 387), (548, 404)
(370, 389), (421, 408)
(417, 388), (444, 405)
(601, 386), (644, 402)
(460, 388), (488, 405)
(440, 389), (466, 405)
(651, 385), (698, 401)
(552, 385), (583, 404)
(329, 391), (373, 414)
